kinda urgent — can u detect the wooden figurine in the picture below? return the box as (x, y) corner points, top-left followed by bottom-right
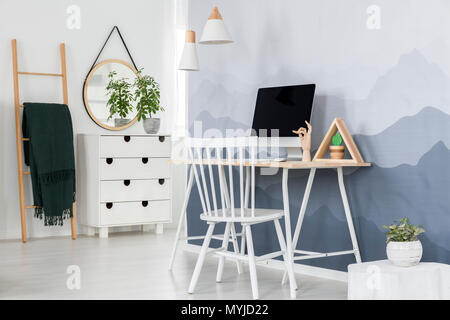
(292, 120), (312, 162)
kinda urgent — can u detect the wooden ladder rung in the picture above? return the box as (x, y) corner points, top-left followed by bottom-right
(21, 138), (30, 141)
(18, 71), (63, 77)
(25, 205), (41, 209)
(23, 171), (30, 175)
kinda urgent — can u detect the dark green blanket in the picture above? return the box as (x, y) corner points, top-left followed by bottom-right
(22, 103), (75, 226)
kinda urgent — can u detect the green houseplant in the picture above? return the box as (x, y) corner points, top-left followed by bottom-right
(134, 69), (164, 134)
(329, 132), (344, 159)
(106, 71), (135, 127)
(382, 218), (425, 267)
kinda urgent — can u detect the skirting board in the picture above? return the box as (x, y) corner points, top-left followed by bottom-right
(0, 225), (145, 240)
(182, 243), (348, 283)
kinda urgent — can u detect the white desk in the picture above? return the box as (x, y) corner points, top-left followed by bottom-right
(169, 159), (371, 293)
(272, 161), (371, 284)
(348, 260), (450, 300)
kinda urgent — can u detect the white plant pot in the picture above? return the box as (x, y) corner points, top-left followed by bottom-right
(386, 240), (423, 267)
(143, 118), (160, 134)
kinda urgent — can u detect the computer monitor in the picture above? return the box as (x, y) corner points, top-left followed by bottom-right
(251, 84), (316, 160)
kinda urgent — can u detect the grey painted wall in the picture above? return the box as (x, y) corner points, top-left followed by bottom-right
(186, 0), (450, 271)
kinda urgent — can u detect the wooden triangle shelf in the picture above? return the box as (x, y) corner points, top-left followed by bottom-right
(313, 118), (365, 163)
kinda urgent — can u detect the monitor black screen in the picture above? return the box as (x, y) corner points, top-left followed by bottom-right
(251, 84), (316, 137)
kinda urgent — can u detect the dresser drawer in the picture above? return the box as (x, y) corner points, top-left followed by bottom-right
(100, 200), (170, 225)
(99, 158), (170, 180)
(100, 135), (171, 158)
(100, 179), (170, 202)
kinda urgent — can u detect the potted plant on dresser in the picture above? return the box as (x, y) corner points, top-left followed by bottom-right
(383, 218), (425, 267)
(106, 70), (135, 127)
(134, 69), (164, 134)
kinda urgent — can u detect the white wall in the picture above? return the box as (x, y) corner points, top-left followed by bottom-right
(0, 0), (185, 239)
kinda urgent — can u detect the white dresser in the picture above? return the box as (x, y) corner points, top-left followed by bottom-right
(77, 134), (172, 238)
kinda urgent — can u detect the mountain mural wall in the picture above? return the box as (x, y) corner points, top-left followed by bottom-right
(186, 0), (450, 271)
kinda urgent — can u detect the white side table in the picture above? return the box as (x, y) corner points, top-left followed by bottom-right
(348, 260), (450, 300)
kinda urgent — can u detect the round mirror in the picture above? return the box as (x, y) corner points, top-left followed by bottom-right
(83, 59), (139, 130)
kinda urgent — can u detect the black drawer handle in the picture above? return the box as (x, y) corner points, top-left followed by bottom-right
(106, 158), (113, 165)
(142, 157), (149, 164)
(124, 136), (131, 142)
(159, 136), (165, 142)
(106, 202), (113, 209)
(158, 179), (165, 185)
(142, 201), (149, 207)
(124, 180), (130, 186)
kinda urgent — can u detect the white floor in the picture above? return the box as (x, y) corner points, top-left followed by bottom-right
(0, 229), (347, 300)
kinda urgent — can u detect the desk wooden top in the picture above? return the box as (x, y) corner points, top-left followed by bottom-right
(169, 159), (371, 169)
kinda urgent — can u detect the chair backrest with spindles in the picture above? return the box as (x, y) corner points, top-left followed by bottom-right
(186, 137), (258, 219)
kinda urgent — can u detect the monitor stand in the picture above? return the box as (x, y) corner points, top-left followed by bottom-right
(285, 147), (303, 161)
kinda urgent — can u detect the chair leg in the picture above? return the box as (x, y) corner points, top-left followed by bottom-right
(217, 222), (231, 282)
(240, 224), (246, 256)
(230, 223), (243, 274)
(245, 224), (259, 300)
(188, 223), (216, 294)
(274, 219), (298, 298)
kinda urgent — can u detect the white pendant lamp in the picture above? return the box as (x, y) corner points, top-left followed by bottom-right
(178, 30), (200, 71)
(199, 7), (233, 44)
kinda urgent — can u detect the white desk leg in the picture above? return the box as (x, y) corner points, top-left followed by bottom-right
(282, 168), (298, 298)
(282, 168), (316, 285)
(169, 165), (194, 270)
(337, 167), (362, 263)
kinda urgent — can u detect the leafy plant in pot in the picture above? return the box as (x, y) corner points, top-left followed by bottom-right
(134, 69), (164, 134)
(329, 132), (344, 159)
(383, 218), (425, 267)
(106, 71), (134, 127)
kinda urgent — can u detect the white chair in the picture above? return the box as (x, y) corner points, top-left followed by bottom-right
(168, 163), (243, 274)
(186, 137), (297, 299)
